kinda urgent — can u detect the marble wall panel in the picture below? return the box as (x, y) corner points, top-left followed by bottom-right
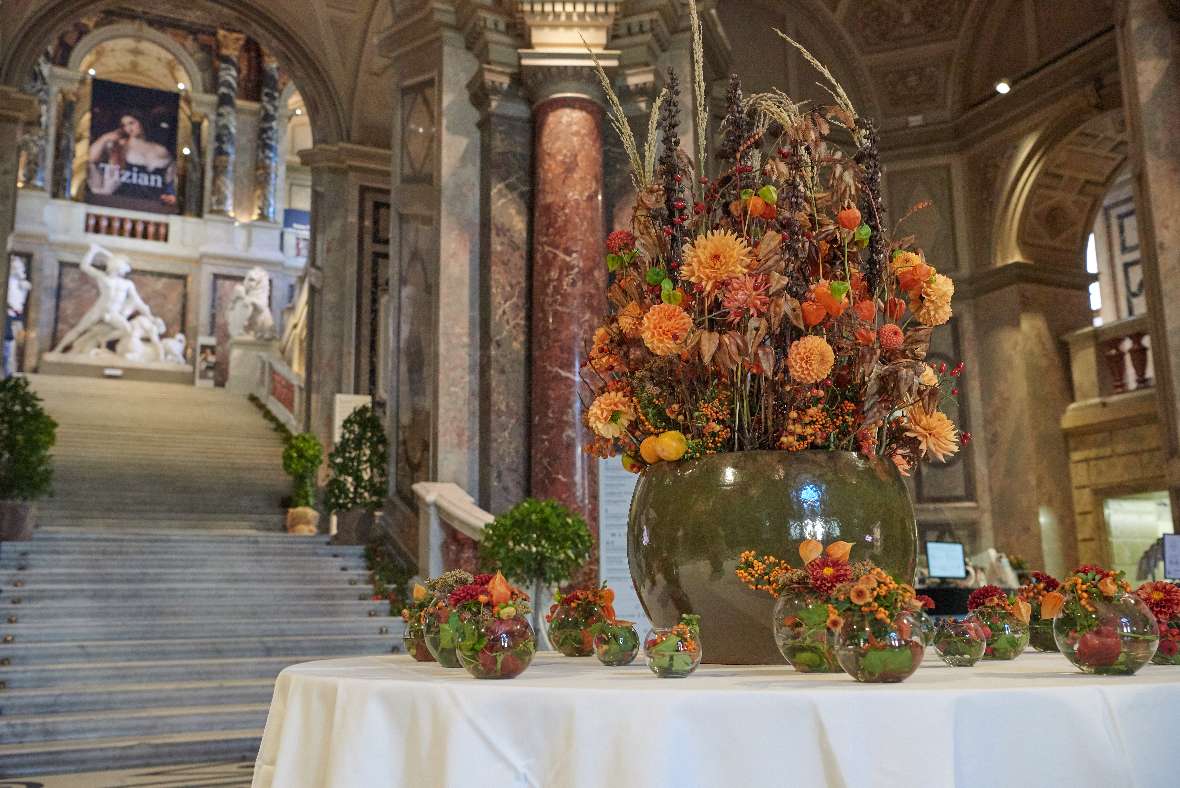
(394, 212), (435, 510)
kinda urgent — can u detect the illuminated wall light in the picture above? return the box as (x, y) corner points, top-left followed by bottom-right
(181, 146), (192, 156)
(995, 78), (1012, 95)
(294, 107), (303, 116)
(87, 68), (96, 76)
(177, 81), (186, 91)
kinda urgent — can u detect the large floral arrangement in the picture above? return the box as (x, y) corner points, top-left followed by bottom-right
(582, 9), (964, 476)
(1042, 565), (1158, 674)
(1136, 580), (1180, 664)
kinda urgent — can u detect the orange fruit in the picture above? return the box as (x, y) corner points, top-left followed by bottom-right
(747, 195), (766, 217)
(639, 436), (662, 464)
(837, 206), (861, 230)
(655, 430), (688, 461)
(801, 300), (827, 327)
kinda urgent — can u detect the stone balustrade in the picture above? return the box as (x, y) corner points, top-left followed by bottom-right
(411, 482), (492, 580)
(1065, 314), (1154, 402)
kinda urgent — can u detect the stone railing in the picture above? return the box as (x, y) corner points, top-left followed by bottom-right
(1065, 314), (1154, 401)
(241, 351), (304, 433)
(411, 481), (493, 579)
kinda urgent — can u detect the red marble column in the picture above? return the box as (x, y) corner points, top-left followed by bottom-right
(530, 97), (606, 533)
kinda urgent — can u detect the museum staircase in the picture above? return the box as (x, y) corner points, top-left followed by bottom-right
(0, 376), (401, 778)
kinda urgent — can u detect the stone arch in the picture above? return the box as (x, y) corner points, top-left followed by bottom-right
(64, 21), (206, 94)
(994, 103), (1128, 268)
(1, 0), (346, 145)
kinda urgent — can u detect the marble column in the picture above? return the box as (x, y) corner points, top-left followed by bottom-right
(210, 29), (245, 217)
(471, 68), (533, 516)
(18, 57), (49, 192)
(1117, 0), (1180, 524)
(50, 89), (76, 200)
(184, 114), (205, 217)
(253, 56), (280, 223)
(527, 84), (607, 532)
(0, 86), (40, 333)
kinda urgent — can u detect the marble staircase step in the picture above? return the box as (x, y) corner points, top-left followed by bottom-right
(0, 678), (276, 716)
(1, 583), (375, 604)
(0, 728), (262, 778)
(2, 634), (395, 666)
(0, 703), (270, 745)
(2, 616), (392, 644)
(1, 599), (384, 621)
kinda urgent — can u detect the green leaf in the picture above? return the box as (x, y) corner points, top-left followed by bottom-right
(859, 646), (914, 680)
(854, 223), (871, 245)
(797, 602), (829, 628)
(660, 278), (674, 294)
(740, 188), (754, 200)
(650, 636), (681, 654)
(757, 185), (778, 205)
(828, 280), (850, 300)
(646, 267), (667, 285)
(662, 289), (683, 305)
(606, 253), (624, 272)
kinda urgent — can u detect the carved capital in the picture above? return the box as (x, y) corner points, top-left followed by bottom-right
(457, 0), (523, 69)
(518, 0), (621, 50)
(519, 49), (618, 106)
(216, 29), (247, 58)
(468, 64), (530, 120)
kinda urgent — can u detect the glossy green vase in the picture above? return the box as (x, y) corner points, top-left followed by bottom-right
(628, 450), (918, 664)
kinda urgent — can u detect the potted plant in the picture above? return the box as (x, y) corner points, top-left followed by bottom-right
(579, 6), (962, 662)
(479, 498), (593, 638)
(0, 376), (57, 540)
(281, 432), (322, 534)
(325, 404), (388, 544)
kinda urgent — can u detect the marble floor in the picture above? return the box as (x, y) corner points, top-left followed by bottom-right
(10, 761), (254, 788)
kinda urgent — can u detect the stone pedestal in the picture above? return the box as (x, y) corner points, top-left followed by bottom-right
(1117, 0), (1180, 524)
(226, 336), (279, 395)
(528, 95), (607, 532)
(38, 352), (194, 385)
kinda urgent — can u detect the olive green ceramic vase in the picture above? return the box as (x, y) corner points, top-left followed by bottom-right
(627, 450), (918, 664)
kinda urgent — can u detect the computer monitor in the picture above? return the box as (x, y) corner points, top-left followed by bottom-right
(1165, 534), (1180, 581)
(926, 541), (968, 579)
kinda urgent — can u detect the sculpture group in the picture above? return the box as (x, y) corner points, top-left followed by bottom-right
(52, 243), (186, 366)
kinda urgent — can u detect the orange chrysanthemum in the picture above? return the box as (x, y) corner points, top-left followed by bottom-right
(786, 335), (835, 384)
(641, 303), (693, 356)
(905, 406), (959, 462)
(586, 390), (635, 439)
(879, 323), (904, 350)
(680, 230), (751, 294)
(913, 273), (954, 326)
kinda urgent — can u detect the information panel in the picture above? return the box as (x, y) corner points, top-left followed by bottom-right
(597, 458), (650, 635)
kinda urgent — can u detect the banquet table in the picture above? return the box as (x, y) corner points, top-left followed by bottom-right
(252, 651), (1180, 788)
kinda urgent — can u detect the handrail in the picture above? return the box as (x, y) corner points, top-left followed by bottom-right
(411, 481), (494, 578)
(1063, 314), (1153, 401)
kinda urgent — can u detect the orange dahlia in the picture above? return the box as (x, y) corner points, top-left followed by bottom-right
(680, 230), (751, 294)
(786, 335), (835, 384)
(586, 390), (635, 439)
(640, 303), (693, 356)
(616, 302), (644, 339)
(913, 273), (954, 326)
(905, 406), (959, 462)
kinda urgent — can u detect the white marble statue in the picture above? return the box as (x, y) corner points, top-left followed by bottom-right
(4, 256), (32, 376)
(53, 244), (154, 354)
(227, 267), (277, 340)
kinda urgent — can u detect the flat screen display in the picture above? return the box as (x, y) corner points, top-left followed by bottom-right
(1165, 533), (1180, 581)
(926, 541), (968, 579)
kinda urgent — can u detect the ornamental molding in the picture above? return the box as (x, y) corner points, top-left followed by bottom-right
(517, 0), (621, 50)
(519, 51), (618, 106)
(467, 63), (531, 119)
(0, 86), (39, 126)
(957, 260), (1096, 300)
(215, 29), (247, 58)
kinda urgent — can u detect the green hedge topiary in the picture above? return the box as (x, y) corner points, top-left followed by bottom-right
(479, 498), (593, 590)
(0, 377), (57, 501)
(325, 405), (388, 513)
(282, 432), (323, 509)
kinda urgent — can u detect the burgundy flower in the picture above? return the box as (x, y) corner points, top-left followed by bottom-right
(447, 583), (488, 608)
(967, 585), (1007, 611)
(1072, 564), (1107, 578)
(915, 594), (935, 610)
(1160, 638), (1179, 658)
(807, 557), (851, 595)
(472, 573), (495, 585)
(606, 230), (636, 254)
(1030, 572), (1059, 592)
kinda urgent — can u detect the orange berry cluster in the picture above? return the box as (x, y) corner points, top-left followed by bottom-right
(735, 550), (790, 597)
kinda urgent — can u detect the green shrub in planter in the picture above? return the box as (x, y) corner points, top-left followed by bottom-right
(282, 432), (323, 509)
(0, 377), (57, 540)
(326, 405), (388, 513)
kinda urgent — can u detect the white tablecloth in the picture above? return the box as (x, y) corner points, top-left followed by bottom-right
(252, 652), (1180, 788)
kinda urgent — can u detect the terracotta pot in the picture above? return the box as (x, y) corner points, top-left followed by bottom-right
(285, 506), (320, 535)
(332, 508), (375, 545)
(628, 450), (917, 664)
(0, 500), (35, 541)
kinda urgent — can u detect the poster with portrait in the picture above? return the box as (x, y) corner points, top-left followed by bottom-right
(86, 79), (179, 215)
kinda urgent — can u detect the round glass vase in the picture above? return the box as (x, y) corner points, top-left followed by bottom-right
(402, 619), (434, 662)
(1028, 616), (1059, 653)
(933, 618), (986, 667)
(546, 603), (602, 657)
(772, 591), (840, 672)
(1054, 594), (1159, 675)
(644, 627), (703, 678)
(835, 611), (924, 683)
(457, 614), (537, 680)
(1153, 619), (1180, 665)
(914, 609), (936, 647)
(594, 620), (640, 666)
(969, 609), (1028, 660)
(422, 606), (463, 668)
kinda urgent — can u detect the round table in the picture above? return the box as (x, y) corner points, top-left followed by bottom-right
(252, 652), (1180, 788)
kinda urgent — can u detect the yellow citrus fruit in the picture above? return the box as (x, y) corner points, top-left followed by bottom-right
(639, 436), (662, 464)
(621, 454), (643, 474)
(655, 430), (688, 461)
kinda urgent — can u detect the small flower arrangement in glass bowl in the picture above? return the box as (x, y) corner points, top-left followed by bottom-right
(1136, 580), (1180, 665)
(913, 594), (937, 647)
(421, 569), (484, 668)
(1041, 565), (1158, 675)
(966, 585), (1030, 660)
(400, 582), (435, 662)
(933, 617), (986, 667)
(645, 614), (703, 677)
(594, 619), (641, 666)
(1017, 572), (1061, 652)
(736, 540), (855, 673)
(829, 563), (926, 683)
(450, 572), (537, 680)
(545, 583), (616, 657)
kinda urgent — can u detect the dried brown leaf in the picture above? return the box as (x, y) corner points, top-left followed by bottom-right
(700, 330), (720, 366)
